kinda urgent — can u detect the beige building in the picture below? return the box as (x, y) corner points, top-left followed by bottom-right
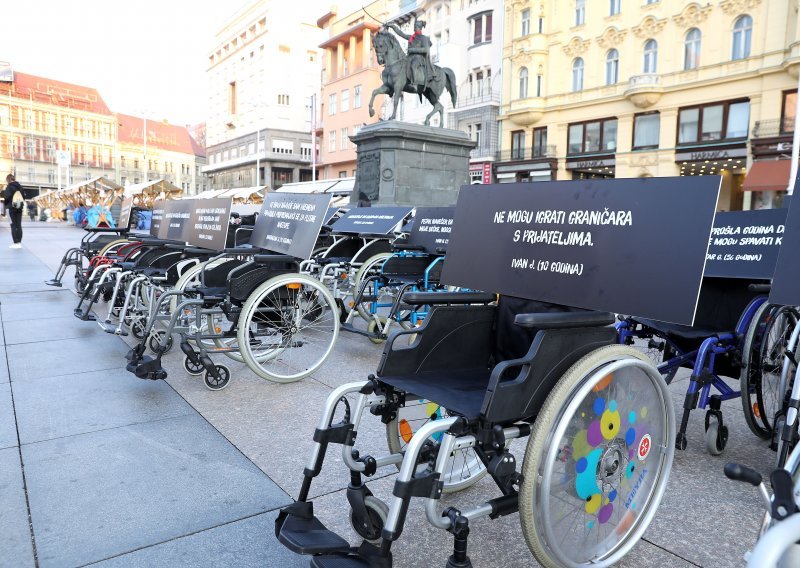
(498, 0), (799, 210)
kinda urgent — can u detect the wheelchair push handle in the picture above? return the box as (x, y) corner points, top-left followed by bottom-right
(85, 227), (129, 234)
(747, 283), (771, 293)
(392, 243), (427, 252)
(724, 463), (762, 486)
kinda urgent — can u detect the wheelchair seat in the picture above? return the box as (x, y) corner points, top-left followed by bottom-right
(631, 318), (724, 342)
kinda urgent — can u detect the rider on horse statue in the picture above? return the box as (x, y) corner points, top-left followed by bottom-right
(385, 19), (438, 94)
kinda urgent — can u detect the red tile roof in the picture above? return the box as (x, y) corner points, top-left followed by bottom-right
(0, 71), (111, 114)
(117, 113), (206, 157)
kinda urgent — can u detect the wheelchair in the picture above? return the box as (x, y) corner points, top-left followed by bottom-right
(276, 293), (675, 568)
(125, 245), (340, 390)
(46, 226), (132, 292)
(616, 278), (793, 454)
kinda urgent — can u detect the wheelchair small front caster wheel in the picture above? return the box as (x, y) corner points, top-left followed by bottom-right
(204, 365), (230, 391)
(705, 417), (728, 456)
(675, 432), (688, 451)
(183, 355), (205, 376)
(349, 496), (388, 545)
(131, 320), (146, 341)
(367, 317), (388, 344)
(149, 332), (174, 354)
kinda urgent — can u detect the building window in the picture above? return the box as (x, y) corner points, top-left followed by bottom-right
(567, 118), (618, 155)
(684, 28), (701, 70)
(341, 89), (350, 112)
(538, 17), (544, 33)
(643, 39), (657, 73)
(329, 93), (337, 115)
(521, 9), (530, 36)
(469, 123), (482, 149)
(575, 0), (585, 26)
(732, 15), (753, 60)
(229, 81), (237, 115)
(532, 127), (548, 157)
(572, 58), (584, 92)
(341, 128), (348, 150)
(782, 90), (797, 133)
(536, 74), (543, 97)
(511, 130), (526, 160)
(633, 113), (660, 150)
(645, 0), (658, 4)
(328, 130), (336, 152)
(354, 85), (362, 108)
(519, 67), (529, 99)
(278, 94), (290, 105)
(609, 0), (620, 16)
(677, 100), (750, 144)
(471, 12), (493, 44)
(605, 49), (619, 85)
(343, 58), (348, 76)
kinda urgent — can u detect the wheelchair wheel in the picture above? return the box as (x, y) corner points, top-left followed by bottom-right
(131, 319), (146, 341)
(741, 304), (797, 439)
(386, 400), (487, 493)
(204, 364), (230, 391)
(149, 331), (174, 354)
(237, 274), (339, 383)
(353, 253), (392, 322)
(349, 496), (388, 545)
(519, 345), (674, 568)
(96, 238), (129, 258)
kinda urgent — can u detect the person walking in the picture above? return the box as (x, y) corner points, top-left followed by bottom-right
(27, 199), (37, 222)
(3, 174), (25, 248)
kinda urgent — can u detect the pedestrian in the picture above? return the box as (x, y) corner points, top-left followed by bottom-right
(27, 199), (37, 222)
(3, 174), (26, 248)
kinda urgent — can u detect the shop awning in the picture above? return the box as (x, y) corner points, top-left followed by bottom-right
(742, 160), (792, 192)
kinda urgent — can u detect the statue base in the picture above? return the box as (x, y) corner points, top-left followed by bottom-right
(350, 121), (476, 207)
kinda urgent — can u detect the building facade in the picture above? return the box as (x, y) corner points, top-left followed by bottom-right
(116, 113), (207, 196)
(203, 0), (327, 189)
(498, 0), (799, 210)
(0, 71), (116, 192)
(316, 0), (389, 180)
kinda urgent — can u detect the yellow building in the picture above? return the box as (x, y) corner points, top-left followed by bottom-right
(498, 0), (799, 210)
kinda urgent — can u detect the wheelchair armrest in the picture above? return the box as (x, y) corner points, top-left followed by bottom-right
(253, 254), (294, 264)
(514, 311), (615, 329)
(85, 227), (128, 234)
(747, 283), (771, 293)
(184, 247), (215, 255)
(403, 291), (497, 306)
(435, 247), (447, 254)
(223, 246), (260, 254)
(392, 244), (426, 251)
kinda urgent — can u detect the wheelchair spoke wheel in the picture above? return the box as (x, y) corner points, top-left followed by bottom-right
(353, 253), (392, 322)
(742, 304), (797, 439)
(386, 400), (486, 493)
(520, 345), (674, 568)
(237, 274), (339, 383)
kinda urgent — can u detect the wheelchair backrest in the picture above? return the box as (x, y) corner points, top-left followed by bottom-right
(693, 277), (762, 333)
(227, 260), (299, 302)
(381, 254), (439, 281)
(321, 236), (363, 260)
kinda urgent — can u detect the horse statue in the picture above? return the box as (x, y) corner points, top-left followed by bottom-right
(369, 28), (457, 127)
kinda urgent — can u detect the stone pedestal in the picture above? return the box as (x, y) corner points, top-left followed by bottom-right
(350, 121), (476, 207)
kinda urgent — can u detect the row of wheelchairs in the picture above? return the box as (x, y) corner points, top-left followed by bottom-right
(49, 202), (798, 567)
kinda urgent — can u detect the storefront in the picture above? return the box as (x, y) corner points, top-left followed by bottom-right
(675, 146), (747, 211)
(565, 157), (615, 180)
(494, 161), (554, 184)
(468, 162), (493, 184)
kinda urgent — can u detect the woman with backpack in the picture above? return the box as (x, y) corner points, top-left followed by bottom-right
(3, 173), (26, 248)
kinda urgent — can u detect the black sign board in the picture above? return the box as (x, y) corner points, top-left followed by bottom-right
(249, 192), (333, 259)
(441, 178), (720, 325)
(705, 208), (786, 279)
(119, 198), (133, 230)
(770, 197), (800, 305)
(185, 197), (233, 250)
(324, 207), (342, 226)
(161, 200), (194, 241)
(331, 206), (412, 235)
(149, 200), (165, 238)
(408, 207), (455, 254)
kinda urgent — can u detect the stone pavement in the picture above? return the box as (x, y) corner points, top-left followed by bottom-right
(0, 220), (778, 567)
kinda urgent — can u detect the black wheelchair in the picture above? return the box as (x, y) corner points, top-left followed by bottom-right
(276, 293), (674, 567)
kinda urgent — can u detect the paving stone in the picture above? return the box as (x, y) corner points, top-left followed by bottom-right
(6, 335), (133, 382)
(0, 447), (35, 568)
(3, 315), (109, 345)
(0, 382), (17, 449)
(0, 292), (79, 322)
(13, 367), (194, 444)
(90, 511), (306, 568)
(23, 413), (292, 567)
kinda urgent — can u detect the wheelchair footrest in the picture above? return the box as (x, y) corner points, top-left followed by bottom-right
(73, 308), (97, 321)
(311, 555), (374, 568)
(133, 356), (168, 381)
(340, 323), (381, 339)
(278, 511), (350, 555)
(97, 321), (128, 336)
(44, 279), (62, 287)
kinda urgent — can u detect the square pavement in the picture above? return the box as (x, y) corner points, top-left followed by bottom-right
(0, 221), (780, 568)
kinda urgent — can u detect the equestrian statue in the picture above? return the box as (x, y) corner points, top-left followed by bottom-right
(369, 19), (457, 127)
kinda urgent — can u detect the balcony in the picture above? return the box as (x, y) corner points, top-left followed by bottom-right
(624, 74), (663, 108)
(495, 145), (557, 162)
(505, 97), (545, 127)
(753, 118), (793, 139)
(457, 90), (501, 109)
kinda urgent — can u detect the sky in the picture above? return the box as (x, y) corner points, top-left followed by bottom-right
(1, 0), (252, 126)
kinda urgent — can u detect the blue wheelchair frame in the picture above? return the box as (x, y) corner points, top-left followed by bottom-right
(616, 293), (767, 451)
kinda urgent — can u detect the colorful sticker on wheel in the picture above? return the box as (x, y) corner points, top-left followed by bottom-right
(638, 433), (652, 461)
